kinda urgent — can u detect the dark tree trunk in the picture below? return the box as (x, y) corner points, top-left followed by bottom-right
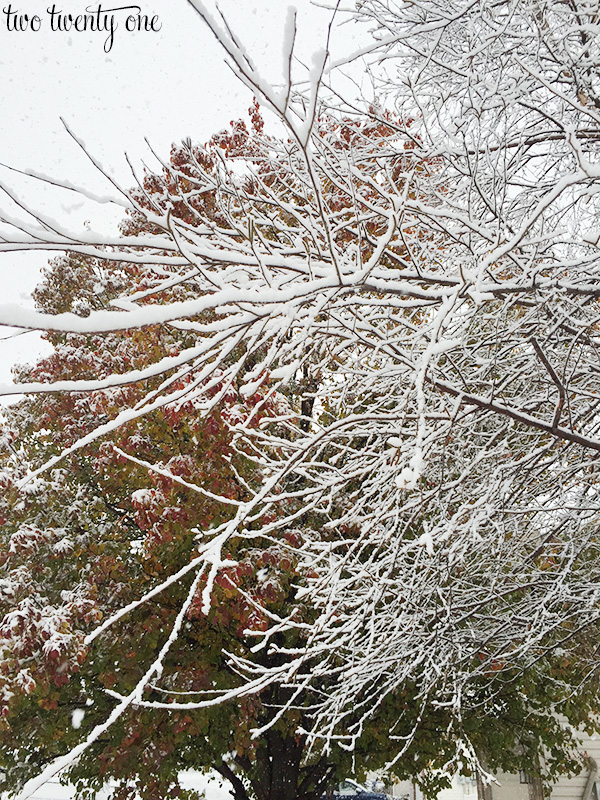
(216, 726), (334, 800)
(215, 759), (252, 800)
(250, 729), (307, 800)
(218, 639), (335, 800)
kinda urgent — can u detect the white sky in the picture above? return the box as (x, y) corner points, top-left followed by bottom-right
(0, 0), (369, 391)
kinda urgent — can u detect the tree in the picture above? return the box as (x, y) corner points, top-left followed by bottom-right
(0, 248), (343, 800)
(0, 113), (433, 800)
(2, 0), (600, 790)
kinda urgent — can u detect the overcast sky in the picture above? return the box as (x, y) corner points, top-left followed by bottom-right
(0, 0), (369, 391)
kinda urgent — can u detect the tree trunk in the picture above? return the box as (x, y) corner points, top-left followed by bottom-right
(250, 729), (306, 800)
(528, 774), (545, 800)
(475, 752), (493, 800)
(527, 749), (546, 800)
(476, 772), (493, 800)
(224, 726), (333, 800)
(215, 759), (252, 800)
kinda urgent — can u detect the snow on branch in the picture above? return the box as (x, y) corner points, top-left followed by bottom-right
(4, 0), (600, 791)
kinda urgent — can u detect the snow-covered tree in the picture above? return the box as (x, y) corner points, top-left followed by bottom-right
(0, 114), (450, 800)
(2, 0), (600, 792)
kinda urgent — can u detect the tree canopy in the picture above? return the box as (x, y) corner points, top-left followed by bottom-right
(0, 112), (447, 800)
(2, 0), (600, 796)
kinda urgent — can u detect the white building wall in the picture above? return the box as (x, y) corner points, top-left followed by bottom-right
(492, 772), (529, 800)
(429, 726), (600, 800)
(550, 728), (600, 800)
